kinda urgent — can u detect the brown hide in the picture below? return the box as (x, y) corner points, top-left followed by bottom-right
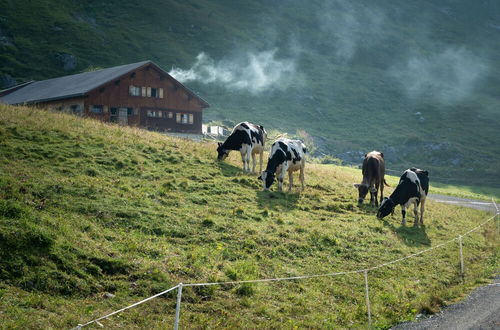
(357, 151), (386, 206)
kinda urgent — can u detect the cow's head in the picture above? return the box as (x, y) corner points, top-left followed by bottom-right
(258, 171), (275, 190)
(216, 142), (229, 161)
(353, 184), (377, 204)
(377, 197), (395, 219)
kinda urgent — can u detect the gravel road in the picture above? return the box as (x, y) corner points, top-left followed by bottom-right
(428, 194), (498, 213)
(392, 276), (500, 330)
(392, 194), (499, 330)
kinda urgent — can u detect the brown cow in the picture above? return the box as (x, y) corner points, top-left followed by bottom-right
(353, 151), (388, 206)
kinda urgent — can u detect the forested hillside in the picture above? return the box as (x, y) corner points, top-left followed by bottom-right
(1, 0), (499, 186)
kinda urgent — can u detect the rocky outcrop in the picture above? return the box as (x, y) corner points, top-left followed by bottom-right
(56, 53), (77, 71)
(0, 74), (16, 89)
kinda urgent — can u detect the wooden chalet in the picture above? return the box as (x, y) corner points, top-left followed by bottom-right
(0, 61), (209, 134)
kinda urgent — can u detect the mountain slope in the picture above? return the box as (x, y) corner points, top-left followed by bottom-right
(0, 104), (498, 328)
(1, 0), (499, 186)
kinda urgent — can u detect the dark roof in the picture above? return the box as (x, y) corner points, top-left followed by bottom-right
(0, 60), (209, 107)
(0, 61), (150, 105)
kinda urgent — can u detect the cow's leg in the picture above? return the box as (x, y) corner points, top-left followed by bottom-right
(259, 149), (264, 173)
(288, 170), (294, 192)
(240, 149), (247, 172)
(245, 147), (252, 172)
(278, 163), (287, 192)
(278, 175), (284, 191)
(379, 181), (384, 206)
(369, 190), (375, 207)
(401, 205), (407, 225)
(251, 152), (257, 173)
(299, 164), (305, 191)
(420, 197), (426, 226)
(413, 200), (419, 227)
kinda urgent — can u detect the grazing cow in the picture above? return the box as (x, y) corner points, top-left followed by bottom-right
(377, 168), (429, 226)
(354, 151), (388, 206)
(217, 122), (267, 173)
(258, 138), (306, 191)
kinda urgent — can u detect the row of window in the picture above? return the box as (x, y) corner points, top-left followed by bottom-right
(147, 110), (194, 124)
(91, 105), (134, 116)
(90, 105), (193, 124)
(129, 85), (164, 98)
(147, 110), (173, 118)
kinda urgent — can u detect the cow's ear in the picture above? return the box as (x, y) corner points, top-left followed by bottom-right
(217, 142), (222, 147)
(364, 153), (367, 158)
(353, 183), (361, 188)
(258, 175), (262, 180)
(422, 170), (429, 176)
(380, 152), (384, 158)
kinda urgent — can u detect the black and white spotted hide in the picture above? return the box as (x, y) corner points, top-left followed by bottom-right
(259, 138), (306, 192)
(377, 168), (429, 226)
(216, 122), (267, 173)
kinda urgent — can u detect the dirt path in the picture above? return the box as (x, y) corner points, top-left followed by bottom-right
(392, 194), (499, 329)
(428, 193), (498, 213)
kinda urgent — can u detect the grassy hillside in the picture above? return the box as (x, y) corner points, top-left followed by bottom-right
(1, 0), (500, 187)
(0, 105), (498, 328)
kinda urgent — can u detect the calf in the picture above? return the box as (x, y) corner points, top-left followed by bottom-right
(377, 168), (429, 226)
(259, 138), (306, 192)
(354, 151), (388, 206)
(217, 122), (267, 173)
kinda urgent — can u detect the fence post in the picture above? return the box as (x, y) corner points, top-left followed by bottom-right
(458, 236), (464, 277)
(174, 283), (183, 330)
(492, 198), (499, 233)
(363, 270), (372, 326)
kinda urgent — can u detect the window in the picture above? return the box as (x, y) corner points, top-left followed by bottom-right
(91, 105), (103, 114)
(110, 107), (118, 122)
(147, 110), (162, 118)
(148, 87), (164, 98)
(129, 85), (141, 96)
(127, 107), (133, 116)
(176, 113), (194, 124)
(165, 111), (173, 118)
(151, 88), (158, 98)
(70, 104), (82, 115)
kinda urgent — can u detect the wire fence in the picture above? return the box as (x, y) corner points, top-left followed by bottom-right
(72, 203), (499, 329)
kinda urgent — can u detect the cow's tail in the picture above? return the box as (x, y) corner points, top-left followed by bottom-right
(384, 179), (390, 187)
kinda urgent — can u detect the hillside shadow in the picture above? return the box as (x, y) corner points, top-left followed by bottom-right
(215, 161), (243, 177)
(256, 190), (300, 211)
(357, 203), (379, 215)
(381, 218), (431, 247)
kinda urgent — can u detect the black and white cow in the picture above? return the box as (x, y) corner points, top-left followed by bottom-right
(377, 168), (429, 226)
(217, 122), (267, 173)
(258, 138), (306, 191)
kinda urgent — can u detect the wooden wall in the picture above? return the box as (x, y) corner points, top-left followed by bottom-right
(76, 63), (206, 133)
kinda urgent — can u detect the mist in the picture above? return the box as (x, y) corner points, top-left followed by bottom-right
(168, 50), (297, 94)
(390, 47), (487, 104)
(318, 0), (386, 62)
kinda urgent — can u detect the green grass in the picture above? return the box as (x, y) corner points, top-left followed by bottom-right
(0, 105), (498, 329)
(1, 0), (499, 187)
